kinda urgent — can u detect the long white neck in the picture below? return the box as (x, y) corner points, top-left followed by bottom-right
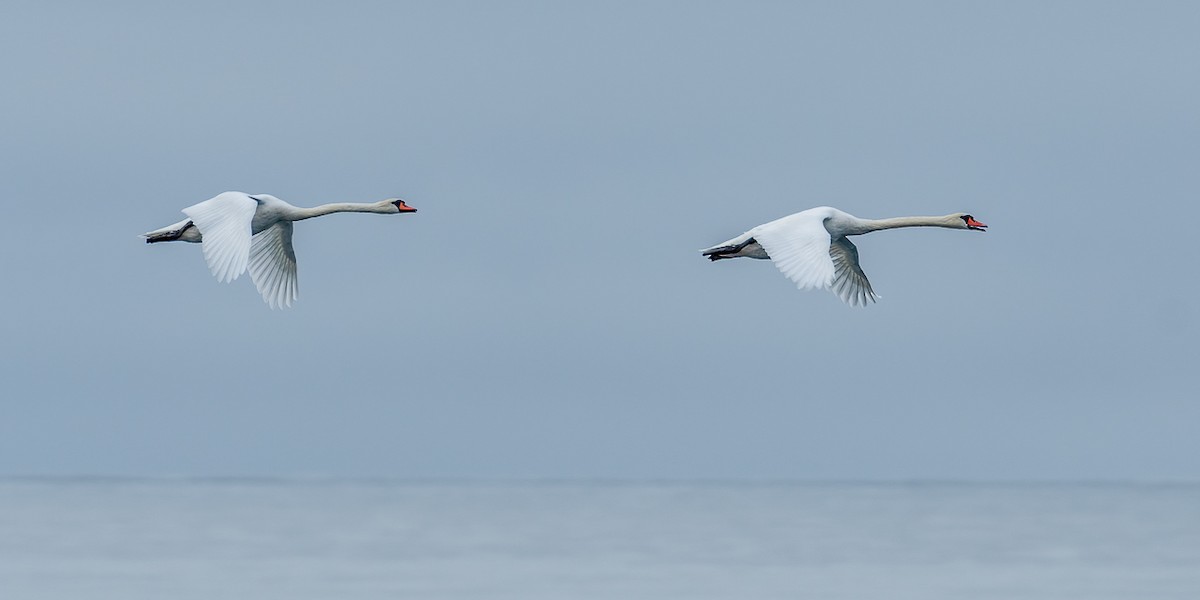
(851, 214), (962, 234)
(288, 202), (393, 221)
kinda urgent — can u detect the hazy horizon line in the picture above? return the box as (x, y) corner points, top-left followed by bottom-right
(3, 475), (1198, 488)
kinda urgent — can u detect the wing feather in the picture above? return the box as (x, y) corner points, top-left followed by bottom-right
(751, 210), (836, 292)
(182, 192), (258, 283)
(248, 221), (298, 309)
(828, 237), (878, 307)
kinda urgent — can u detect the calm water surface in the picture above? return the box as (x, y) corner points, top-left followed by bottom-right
(2, 480), (1198, 599)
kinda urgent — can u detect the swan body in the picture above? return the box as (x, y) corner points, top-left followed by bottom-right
(143, 191), (417, 308)
(701, 206), (987, 306)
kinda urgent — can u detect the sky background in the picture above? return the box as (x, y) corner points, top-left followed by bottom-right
(1, 0), (1197, 481)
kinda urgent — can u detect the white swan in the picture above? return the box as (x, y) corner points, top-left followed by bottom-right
(143, 191), (418, 308)
(701, 206), (987, 306)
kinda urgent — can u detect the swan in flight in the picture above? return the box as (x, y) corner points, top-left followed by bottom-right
(701, 206), (987, 306)
(143, 191), (418, 308)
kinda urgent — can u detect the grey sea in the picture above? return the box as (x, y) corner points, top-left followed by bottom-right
(2, 480), (1198, 599)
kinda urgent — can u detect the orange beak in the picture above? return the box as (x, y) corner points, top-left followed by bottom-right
(392, 200), (418, 213)
(966, 217), (987, 230)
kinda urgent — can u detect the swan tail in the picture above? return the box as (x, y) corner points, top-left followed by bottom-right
(700, 233), (761, 261)
(143, 220), (201, 244)
(702, 246), (740, 261)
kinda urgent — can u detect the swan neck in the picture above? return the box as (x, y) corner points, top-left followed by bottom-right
(290, 202), (390, 221)
(857, 215), (958, 233)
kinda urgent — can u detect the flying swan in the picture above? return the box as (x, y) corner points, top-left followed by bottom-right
(143, 191), (417, 308)
(701, 206), (987, 306)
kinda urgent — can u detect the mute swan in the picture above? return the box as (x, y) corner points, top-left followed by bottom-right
(143, 191), (417, 308)
(701, 206), (987, 306)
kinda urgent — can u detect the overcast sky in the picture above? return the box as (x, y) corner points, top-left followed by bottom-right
(1, 1), (1197, 480)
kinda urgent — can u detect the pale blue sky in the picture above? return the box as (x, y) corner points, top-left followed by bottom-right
(1, 1), (1197, 480)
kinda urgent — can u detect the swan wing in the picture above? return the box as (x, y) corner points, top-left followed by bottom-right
(248, 222), (298, 309)
(829, 237), (878, 307)
(752, 211), (836, 292)
(182, 192), (258, 283)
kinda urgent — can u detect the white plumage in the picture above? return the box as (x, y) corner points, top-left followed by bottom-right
(182, 192), (257, 284)
(247, 222), (297, 310)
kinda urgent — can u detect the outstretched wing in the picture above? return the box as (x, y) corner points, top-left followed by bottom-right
(182, 192), (258, 283)
(751, 209), (836, 292)
(248, 222), (298, 309)
(828, 237), (878, 307)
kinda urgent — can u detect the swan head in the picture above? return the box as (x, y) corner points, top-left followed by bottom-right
(384, 198), (418, 214)
(956, 214), (987, 231)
